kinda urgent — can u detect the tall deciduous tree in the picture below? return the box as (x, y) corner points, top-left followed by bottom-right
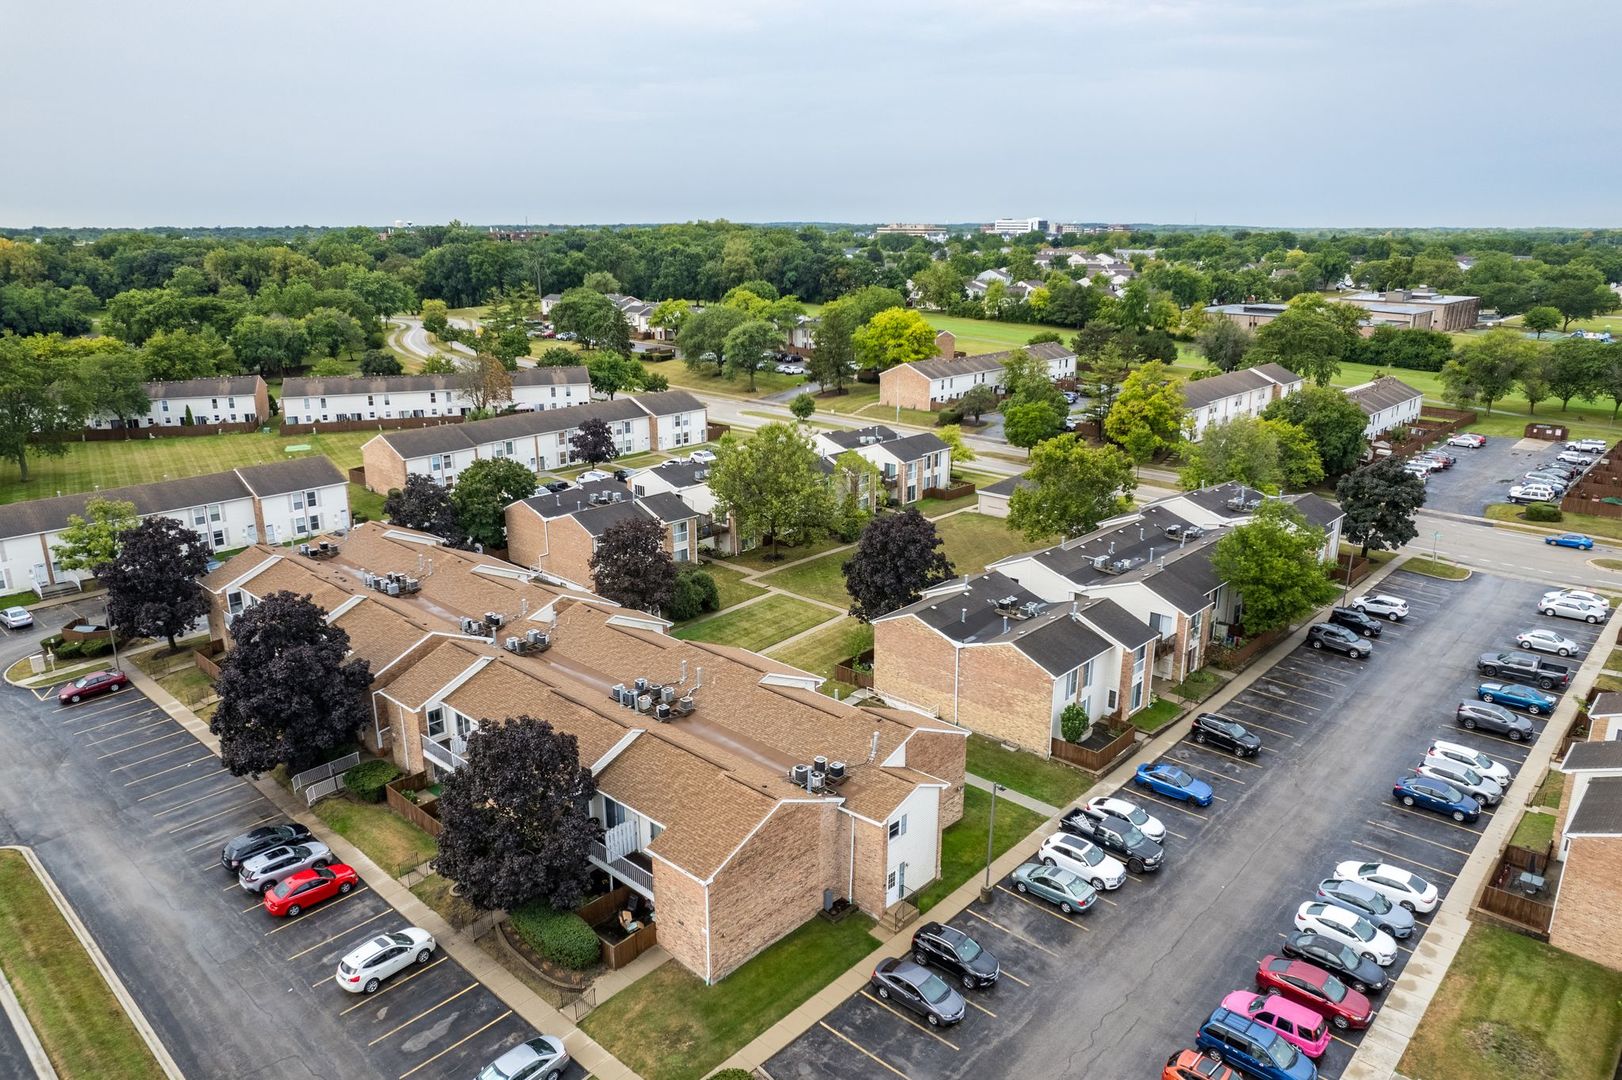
(1540, 262), (1617, 330)
(1179, 416), (1284, 492)
(811, 286), (905, 393)
(1440, 330), (1537, 414)
(0, 337), (92, 482)
(1522, 306), (1560, 338)
(958, 384), (998, 423)
(53, 497), (139, 572)
(1195, 318), (1253, 373)
(1104, 360), (1186, 465)
(433, 714), (601, 913)
(457, 354), (514, 413)
(383, 475), (461, 540)
(722, 318), (781, 390)
(568, 417), (619, 465)
(677, 304), (750, 376)
(550, 287), (631, 354)
(1336, 458), (1427, 558)
(1250, 294), (1362, 386)
(1210, 500), (1338, 634)
(789, 392), (816, 421)
(450, 457), (537, 549)
(842, 509), (955, 622)
(142, 327), (237, 381)
(1547, 337), (1608, 410)
(584, 351), (644, 399)
(1262, 386), (1369, 476)
(211, 591), (372, 776)
(707, 423), (836, 560)
(589, 517), (677, 614)
(1003, 401), (1062, 454)
(229, 314), (308, 376)
(852, 307), (937, 372)
(420, 299), (450, 335)
(1008, 436), (1136, 540)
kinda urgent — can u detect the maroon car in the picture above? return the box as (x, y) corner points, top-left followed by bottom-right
(58, 670), (129, 705)
(1255, 954), (1374, 1031)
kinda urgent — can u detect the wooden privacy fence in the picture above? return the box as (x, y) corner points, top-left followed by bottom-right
(76, 421), (260, 440)
(192, 646), (223, 679)
(385, 773), (443, 837)
(833, 650), (877, 689)
(1050, 725), (1137, 773)
(280, 415), (462, 436)
(923, 481), (975, 501)
(575, 886), (659, 969)
(1477, 885), (1553, 936)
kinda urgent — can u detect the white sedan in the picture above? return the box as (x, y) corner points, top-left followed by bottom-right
(1448, 433), (1487, 448)
(335, 927), (437, 994)
(0, 607), (32, 629)
(1333, 861), (1439, 914)
(1427, 739), (1513, 787)
(1516, 628), (1579, 657)
(1541, 596), (1606, 623)
(1352, 594), (1409, 621)
(1542, 589), (1610, 610)
(1082, 795), (1166, 844)
(1037, 833), (1127, 891)
(689, 449), (717, 464)
(1294, 902), (1396, 966)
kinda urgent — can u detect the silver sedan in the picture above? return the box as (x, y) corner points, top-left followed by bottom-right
(238, 842), (333, 893)
(1516, 628), (1579, 657)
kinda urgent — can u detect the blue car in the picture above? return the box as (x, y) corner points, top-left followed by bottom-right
(1545, 533), (1594, 550)
(1196, 1006), (1317, 1080)
(1477, 681), (1556, 716)
(1134, 762), (1214, 807)
(1393, 774), (1480, 823)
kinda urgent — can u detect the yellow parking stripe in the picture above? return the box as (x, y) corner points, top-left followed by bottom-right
(265, 887), (370, 935)
(340, 956), (448, 1015)
(817, 1021), (911, 1080)
(994, 885), (1091, 929)
(998, 969), (1030, 988)
(858, 991), (961, 1050)
(965, 997), (997, 1018)
(397, 1009), (514, 1080)
(367, 983), (479, 1046)
(286, 910), (396, 961)
(960, 908), (1058, 958)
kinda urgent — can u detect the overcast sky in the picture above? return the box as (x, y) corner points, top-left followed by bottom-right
(6, 1), (1617, 229)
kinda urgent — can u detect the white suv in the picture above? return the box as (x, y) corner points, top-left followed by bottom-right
(1428, 740), (1513, 786)
(1542, 589), (1610, 610)
(1037, 833), (1127, 891)
(1569, 438), (1609, 453)
(1353, 594), (1409, 621)
(1509, 483), (1557, 504)
(1294, 902), (1396, 965)
(1541, 595), (1607, 623)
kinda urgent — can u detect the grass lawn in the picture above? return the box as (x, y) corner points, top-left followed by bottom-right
(729, 534), (847, 573)
(0, 850), (166, 1079)
(766, 621), (872, 682)
(348, 482), (386, 521)
(934, 512), (1044, 576)
(156, 666), (215, 707)
(1488, 502), (1622, 545)
(917, 472), (999, 517)
(1509, 810), (1556, 852)
(1608, 649), (1622, 673)
(1131, 698), (1184, 734)
(1594, 557), (1622, 572)
(757, 551), (850, 608)
(696, 560), (766, 611)
(409, 873), (480, 929)
(802, 304), (1063, 358)
(1403, 556), (1470, 580)
(964, 733), (1092, 808)
(914, 785), (1046, 913)
(1167, 668), (1226, 703)
(673, 595), (835, 653)
(311, 795), (438, 877)
(636, 359), (805, 399)
(1400, 923), (1622, 1080)
(1534, 769), (1565, 810)
(580, 912), (878, 1080)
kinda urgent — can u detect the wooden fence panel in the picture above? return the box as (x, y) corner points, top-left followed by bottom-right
(384, 777), (443, 837)
(1477, 885), (1553, 935)
(833, 650), (877, 689)
(1050, 726), (1136, 773)
(575, 886), (631, 929)
(192, 649), (222, 679)
(602, 923), (658, 969)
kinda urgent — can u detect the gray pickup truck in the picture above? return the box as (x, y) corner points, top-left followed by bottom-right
(1477, 651), (1572, 690)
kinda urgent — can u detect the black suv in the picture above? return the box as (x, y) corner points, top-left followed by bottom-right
(1059, 806), (1164, 873)
(1328, 606), (1383, 639)
(910, 921), (1000, 990)
(1191, 712), (1262, 757)
(1307, 623), (1372, 659)
(220, 822), (314, 871)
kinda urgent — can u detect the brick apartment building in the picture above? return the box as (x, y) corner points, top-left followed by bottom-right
(202, 523), (966, 983)
(1342, 289), (1482, 332)
(504, 479), (703, 589)
(1547, 716), (1622, 971)
(1181, 364), (1303, 442)
(810, 426), (953, 506)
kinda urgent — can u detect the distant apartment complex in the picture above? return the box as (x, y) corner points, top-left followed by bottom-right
(879, 338), (1077, 412)
(1181, 364), (1303, 441)
(282, 368), (591, 430)
(87, 375), (269, 433)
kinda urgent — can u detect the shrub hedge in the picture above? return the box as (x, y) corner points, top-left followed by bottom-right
(1524, 502), (1564, 523)
(344, 760), (401, 803)
(510, 903), (600, 970)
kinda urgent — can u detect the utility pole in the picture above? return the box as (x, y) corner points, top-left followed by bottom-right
(980, 783), (1005, 902)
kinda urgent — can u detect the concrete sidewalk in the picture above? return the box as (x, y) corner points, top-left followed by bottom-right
(120, 662), (644, 1080)
(965, 772), (1061, 817)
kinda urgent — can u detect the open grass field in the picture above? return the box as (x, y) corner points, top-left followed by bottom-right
(580, 912), (879, 1080)
(935, 511), (1044, 575)
(802, 303), (1061, 357)
(697, 560), (767, 611)
(637, 358), (806, 398)
(1400, 923), (1622, 1080)
(673, 594), (835, 653)
(964, 733), (1092, 808)
(914, 785), (1046, 913)
(0, 849), (166, 1079)
(766, 620), (872, 682)
(310, 794), (437, 877)
(756, 551), (850, 608)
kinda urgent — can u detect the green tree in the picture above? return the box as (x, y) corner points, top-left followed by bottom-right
(1003, 401), (1062, 454)
(1440, 329), (1537, 414)
(707, 424), (837, 560)
(1195, 318), (1253, 373)
(1522, 306), (1560, 338)
(842, 510), (955, 622)
(1517, 348), (1554, 414)
(450, 457), (537, 549)
(583, 351), (644, 399)
(935, 424), (976, 464)
(302, 307), (365, 358)
(958, 384), (999, 423)
(810, 286), (904, 392)
(582, 270), (621, 294)
(142, 327), (236, 381)
(419, 354), (458, 375)
(852, 307), (937, 372)
(1104, 361), (1186, 465)
(0, 337), (92, 481)
(649, 298), (692, 336)
(78, 349), (150, 425)
(677, 304), (749, 376)
(229, 314), (308, 376)
(1000, 348), (1066, 414)
(550, 288), (630, 354)
(481, 285), (540, 367)
(1179, 416), (1282, 491)
(1007, 436), (1136, 540)
(1547, 337), (1608, 410)
(309, 357), (349, 377)
(1210, 500), (1338, 634)
(1335, 458), (1427, 558)
(360, 350), (403, 376)
(722, 318), (781, 390)
(911, 262), (965, 309)
(1262, 386), (1368, 476)
(789, 392), (816, 421)
(1250, 294), (1362, 386)
(52, 497), (140, 572)
(1540, 262), (1617, 330)
(421, 299), (449, 335)
(1263, 418), (1325, 490)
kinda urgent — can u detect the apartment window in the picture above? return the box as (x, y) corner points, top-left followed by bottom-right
(1063, 667), (1079, 699)
(427, 707), (445, 737)
(191, 507), (207, 527)
(208, 504), (222, 523)
(227, 590), (245, 615)
(887, 870), (897, 891)
(1107, 689), (1119, 711)
(210, 398), (219, 410)
(888, 814), (907, 840)
(211, 528), (226, 548)
(160, 400), (170, 413)
(367, 394), (375, 406)
(228, 396), (236, 408)
(302, 397), (311, 410)
(292, 491), (305, 511)
(304, 514), (320, 534)
(430, 455), (444, 472)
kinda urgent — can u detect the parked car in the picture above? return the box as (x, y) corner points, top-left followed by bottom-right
(1327, 607), (1383, 639)
(1558, 451), (1596, 467)
(1281, 931), (1389, 994)
(1313, 878), (1415, 939)
(335, 928), (436, 994)
(1456, 700), (1535, 741)
(1540, 595), (1607, 623)
(1352, 594), (1408, 621)
(1220, 990), (1331, 1060)
(1306, 623), (1372, 659)
(1163, 1048), (1239, 1080)
(1393, 773), (1480, 824)
(1522, 473), (1569, 494)
(1256, 954), (1376, 1031)
(1037, 833), (1127, 890)
(1133, 761), (1215, 806)
(1570, 438), (1609, 453)
(1542, 588), (1610, 610)
(221, 822), (315, 871)
(1417, 757), (1503, 805)
(1476, 651), (1570, 690)
(0, 606), (32, 629)
(578, 469), (613, 483)
(774, 363), (806, 375)
(1546, 533), (1595, 550)
(238, 841), (333, 894)
(1293, 902), (1396, 966)
(909, 922), (1000, 989)
(57, 670), (129, 704)
(1195, 1007), (1318, 1080)
(262, 864), (359, 917)
(1516, 628), (1579, 657)
(1401, 463), (1430, 483)
(1426, 740), (1512, 787)
(542, 479), (571, 493)
(1332, 861), (1438, 914)
(1508, 483), (1558, 504)
(1061, 805), (1166, 872)
(1010, 861), (1099, 914)
(1082, 795), (1166, 843)
(477, 1036), (570, 1080)
(1447, 433), (1487, 448)
(1414, 451), (1454, 469)
(611, 468), (630, 482)
(1192, 712), (1262, 757)
(556, 331), (578, 341)
(1477, 681), (1556, 716)
(688, 449), (717, 464)
(870, 956), (967, 1026)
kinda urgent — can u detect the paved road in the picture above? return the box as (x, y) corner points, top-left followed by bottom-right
(1417, 508), (1622, 587)
(0, 1003), (37, 1080)
(388, 317), (477, 363)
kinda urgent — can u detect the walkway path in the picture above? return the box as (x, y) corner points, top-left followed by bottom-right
(964, 773), (1061, 817)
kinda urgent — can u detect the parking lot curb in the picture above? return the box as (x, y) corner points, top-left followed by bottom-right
(0, 845), (184, 1080)
(0, 959), (57, 1079)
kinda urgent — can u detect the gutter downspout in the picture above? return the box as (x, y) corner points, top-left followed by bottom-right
(848, 810), (856, 902)
(703, 883), (713, 985)
(952, 644), (961, 728)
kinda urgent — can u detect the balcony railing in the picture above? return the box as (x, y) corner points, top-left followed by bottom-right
(420, 733), (469, 773)
(590, 820), (654, 893)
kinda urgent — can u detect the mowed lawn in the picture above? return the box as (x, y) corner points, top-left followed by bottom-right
(914, 785), (1045, 913)
(1400, 923), (1622, 1080)
(757, 551), (851, 608)
(673, 594), (835, 652)
(936, 511), (1045, 574)
(766, 620), (872, 681)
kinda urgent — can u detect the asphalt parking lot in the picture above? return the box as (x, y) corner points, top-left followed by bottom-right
(1419, 435), (1577, 516)
(766, 568), (1591, 1080)
(0, 677), (579, 1080)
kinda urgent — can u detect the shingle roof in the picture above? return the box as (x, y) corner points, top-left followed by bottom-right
(879, 433), (951, 461)
(1344, 376), (1423, 416)
(234, 457), (346, 497)
(635, 492), (698, 524)
(1588, 692), (1622, 718)
(377, 397), (651, 459)
(822, 425), (899, 451)
(1562, 741), (1622, 772)
(1003, 614), (1111, 676)
(632, 389), (705, 417)
(884, 572), (1049, 645)
(145, 375), (263, 399)
(1566, 775), (1622, 835)
(1075, 597), (1158, 648)
(902, 340), (1073, 382)
(979, 474), (1031, 498)
(283, 367), (588, 399)
(637, 458), (711, 489)
(1181, 365), (1299, 411)
(519, 481), (634, 520)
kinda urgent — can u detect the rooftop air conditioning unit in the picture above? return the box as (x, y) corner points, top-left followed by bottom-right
(828, 761), (847, 782)
(609, 683), (626, 702)
(660, 685), (676, 704)
(636, 694), (653, 713)
(674, 694), (695, 716)
(525, 628), (547, 647)
(634, 677), (648, 693)
(298, 543), (313, 556)
(504, 636), (522, 652)
(484, 612), (503, 628)
(808, 771), (825, 793)
(654, 703), (672, 722)
(813, 755), (829, 774)
(791, 763), (810, 787)
(460, 617), (481, 635)
(385, 581), (401, 596)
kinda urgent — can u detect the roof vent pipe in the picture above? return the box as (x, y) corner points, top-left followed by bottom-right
(961, 608), (967, 623)
(695, 666), (704, 690)
(680, 659), (688, 684)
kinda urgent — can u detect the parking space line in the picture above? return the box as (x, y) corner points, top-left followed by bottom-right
(1274, 665), (1347, 687)
(1174, 744), (1263, 770)
(77, 714), (165, 738)
(153, 785), (240, 817)
(366, 982), (479, 1047)
(1331, 1032), (1359, 1049)
(1165, 756), (1248, 784)
(1347, 840), (1459, 879)
(1247, 690), (1319, 712)
(265, 888), (370, 935)
(1166, 828), (1192, 841)
(123, 754), (216, 784)
(140, 771), (235, 802)
(1381, 804), (1486, 837)
(998, 969), (1030, 988)
(1133, 792), (1209, 819)
(339, 956), (449, 1014)
(1450, 727), (1537, 750)
(858, 991), (961, 1050)
(241, 897), (267, 913)
(1259, 677), (1336, 698)
(1226, 716), (1297, 740)
(1365, 821), (1474, 857)
(286, 909), (395, 961)
(166, 799), (265, 834)
(961, 908), (1058, 957)
(54, 697), (144, 719)
(965, 998), (997, 1018)
(95, 729), (187, 759)
(398, 1009), (515, 1080)
(185, 813), (278, 851)
(817, 1021), (910, 1080)
(1229, 702), (1310, 727)
(110, 743), (198, 772)
(994, 885), (1090, 929)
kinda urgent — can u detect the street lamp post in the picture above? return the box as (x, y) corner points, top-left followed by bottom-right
(980, 783), (1005, 903)
(1432, 529), (1442, 565)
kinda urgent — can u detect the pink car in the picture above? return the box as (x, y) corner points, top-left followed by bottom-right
(1220, 990), (1331, 1059)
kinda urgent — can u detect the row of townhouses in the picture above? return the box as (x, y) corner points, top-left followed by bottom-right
(878, 338), (1076, 412)
(281, 367), (591, 427)
(87, 376), (270, 432)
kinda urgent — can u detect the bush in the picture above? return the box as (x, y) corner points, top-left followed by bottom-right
(344, 759), (401, 803)
(711, 1072), (755, 1080)
(668, 567), (721, 621)
(52, 640), (81, 659)
(1524, 502), (1563, 522)
(936, 407), (963, 426)
(78, 638), (112, 658)
(1060, 702), (1090, 743)
(510, 904), (600, 970)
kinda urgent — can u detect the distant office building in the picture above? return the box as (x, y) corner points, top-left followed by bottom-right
(876, 224), (950, 243)
(981, 218), (1050, 236)
(1342, 289), (1481, 333)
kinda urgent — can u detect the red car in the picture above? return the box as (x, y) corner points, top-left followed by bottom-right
(58, 669), (129, 704)
(1163, 1048), (1237, 1080)
(262, 864), (358, 916)
(1256, 954), (1375, 1031)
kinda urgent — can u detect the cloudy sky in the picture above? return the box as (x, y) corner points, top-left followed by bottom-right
(6, 1), (1617, 228)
